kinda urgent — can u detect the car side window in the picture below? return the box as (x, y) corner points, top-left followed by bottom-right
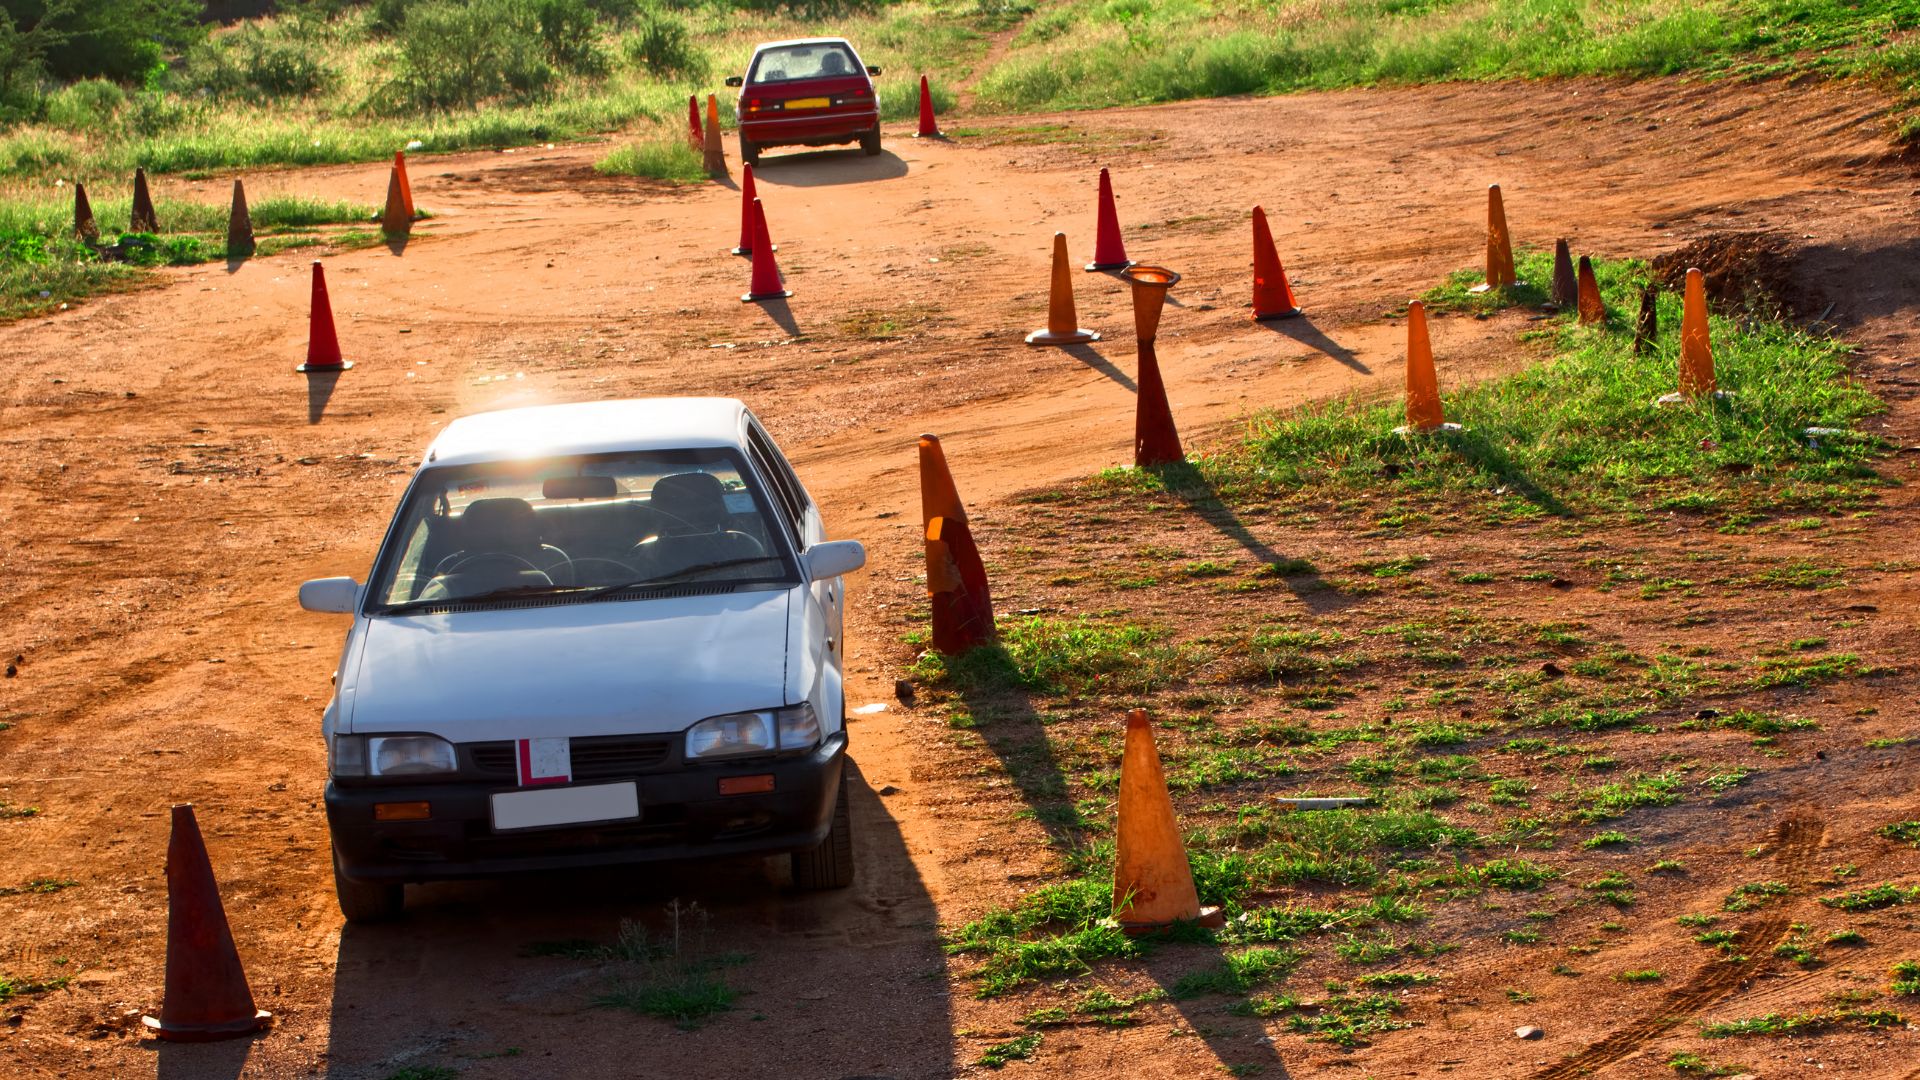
(746, 425), (805, 549)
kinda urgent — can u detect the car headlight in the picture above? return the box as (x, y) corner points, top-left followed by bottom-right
(686, 704), (820, 761)
(329, 734), (457, 778)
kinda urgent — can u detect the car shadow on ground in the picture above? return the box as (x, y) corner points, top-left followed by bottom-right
(322, 762), (953, 1078)
(149, 1035), (258, 1080)
(748, 148), (909, 187)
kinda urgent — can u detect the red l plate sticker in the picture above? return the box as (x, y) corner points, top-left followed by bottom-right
(516, 737), (572, 786)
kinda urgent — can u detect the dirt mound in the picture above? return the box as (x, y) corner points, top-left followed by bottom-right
(1649, 230), (1807, 316)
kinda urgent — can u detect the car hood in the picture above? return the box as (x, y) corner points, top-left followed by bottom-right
(342, 589), (791, 741)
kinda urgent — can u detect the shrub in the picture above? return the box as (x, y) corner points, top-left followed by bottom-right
(386, 0), (558, 112)
(45, 78), (126, 132)
(623, 9), (705, 80)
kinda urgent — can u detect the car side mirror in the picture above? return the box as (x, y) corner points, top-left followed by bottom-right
(724, 76), (744, 87)
(300, 577), (361, 614)
(866, 66), (881, 76)
(803, 541), (866, 583)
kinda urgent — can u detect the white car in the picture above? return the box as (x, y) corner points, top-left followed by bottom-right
(299, 398), (865, 921)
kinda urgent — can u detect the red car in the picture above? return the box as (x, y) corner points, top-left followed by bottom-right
(725, 37), (882, 165)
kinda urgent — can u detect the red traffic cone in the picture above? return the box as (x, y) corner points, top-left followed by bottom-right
(1086, 168), (1131, 272)
(688, 94), (703, 149)
(1113, 710), (1223, 934)
(914, 75), (941, 139)
(741, 199), (791, 302)
(131, 167), (158, 234)
(731, 163), (774, 256)
(140, 805), (271, 1042)
(1251, 205), (1302, 320)
(393, 151), (415, 219)
(919, 434), (995, 654)
(379, 167), (410, 237)
(1135, 339), (1185, 467)
(1575, 255), (1604, 324)
(299, 261), (352, 373)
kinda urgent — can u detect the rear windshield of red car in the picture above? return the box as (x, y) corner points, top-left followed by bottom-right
(748, 43), (860, 85)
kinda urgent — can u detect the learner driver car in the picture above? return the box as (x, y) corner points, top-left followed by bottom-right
(725, 37), (882, 165)
(299, 398), (866, 921)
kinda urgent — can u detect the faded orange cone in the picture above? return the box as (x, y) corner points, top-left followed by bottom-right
(379, 167), (410, 237)
(1469, 184), (1516, 293)
(131, 167), (158, 233)
(703, 94), (728, 177)
(393, 151), (415, 219)
(1025, 233), (1099, 346)
(1114, 710), (1223, 934)
(1660, 267), (1719, 404)
(1575, 255), (1604, 324)
(226, 179), (254, 259)
(141, 805), (272, 1041)
(919, 434), (995, 655)
(1397, 300), (1455, 434)
(1123, 264), (1184, 467)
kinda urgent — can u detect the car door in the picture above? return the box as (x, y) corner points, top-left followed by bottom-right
(744, 418), (843, 725)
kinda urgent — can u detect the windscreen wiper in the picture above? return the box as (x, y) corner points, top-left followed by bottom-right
(380, 583), (594, 613)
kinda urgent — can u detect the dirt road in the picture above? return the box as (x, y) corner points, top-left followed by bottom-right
(2, 76), (1917, 1078)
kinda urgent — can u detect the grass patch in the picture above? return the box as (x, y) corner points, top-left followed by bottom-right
(0, 974), (70, 1003)
(909, 615), (1198, 698)
(977, 1032), (1042, 1068)
(585, 905), (744, 1029)
(1700, 1008), (1904, 1038)
(1171, 946), (1303, 997)
(1878, 821), (1920, 848)
(1820, 882), (1920, 912)
(594, 129), (705, 183)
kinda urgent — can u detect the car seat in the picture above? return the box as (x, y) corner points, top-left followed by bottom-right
(820, 52), (847, 76)
(421, 497), (572, 598)
(632, 473), (768, 579)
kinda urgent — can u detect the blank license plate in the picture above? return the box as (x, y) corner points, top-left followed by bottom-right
(491, 782), (639, 832)
(786, 97), (830, 109)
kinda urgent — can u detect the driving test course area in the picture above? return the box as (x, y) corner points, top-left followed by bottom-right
(6, 68), (1920, 1080)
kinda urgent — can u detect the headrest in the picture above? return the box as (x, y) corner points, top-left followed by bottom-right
(649, 472), (727, 531)
(460, 497), (540, 547)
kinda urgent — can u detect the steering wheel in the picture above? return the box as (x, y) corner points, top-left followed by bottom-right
(433, 545), (574, 583)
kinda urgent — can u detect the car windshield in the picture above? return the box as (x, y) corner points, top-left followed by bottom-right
(367, 449), (795, 612)
(748, 43), (859, 85)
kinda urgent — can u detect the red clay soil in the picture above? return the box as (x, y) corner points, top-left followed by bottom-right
(2, 75), (1918, 1079)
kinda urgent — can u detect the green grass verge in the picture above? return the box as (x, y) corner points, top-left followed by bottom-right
(594, 131), (706, 183)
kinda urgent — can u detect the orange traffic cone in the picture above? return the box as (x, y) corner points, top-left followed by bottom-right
(131, 167), (158, 234)
(379, 167), (410, 237)
(299, 261), (352, 373)
(141, 805), (271, 1042)
(226, 180), (254, 258)
(1086, 168), (1131, 272)
(393, 151), (415, 219)
(1025, 233), (1099, 346)
(1550, 238), (1576, 308)
(1398, 300), (1452, 434)
(731, 163), (773, 256)
(1575, 255), (1604, 324)
(688, 94), (703, 149)
(1661, 267), (1718, 404)
(919, 434), (995, 655)
(1470, 184), (1515, 292)
(74, 181), (98, 242)
(1251, 205), (1301, 320)
(1114, 710), (1223, 934)
(703, 94), (728, 177)
(741, 199), (791, 302)
(914, 75), (941, 139)
(1135, 339), (1185, 468)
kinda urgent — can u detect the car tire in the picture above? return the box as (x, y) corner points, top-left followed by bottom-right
(740, 133), (759, 166)
(790, 770), (855, 890)
(859, 124), (881, 157)
(333, 851), (404, 923)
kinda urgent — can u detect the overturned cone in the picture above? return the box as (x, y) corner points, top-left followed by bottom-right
(1025, 233), (1099, 346)
(1575, 255), (1604, 324)
(919, 434), (995, 655)
(141, 805), (271, 1042)
(226, 180), (254, 258)
(1660, 267), (1719, 404)
(131, 167), (158, 234)
(1397, 300), (1458, 434)
(1633, 285), (1658, 354)
(1114, 710), (1223, 934)
(703, 94), (728, 178)
(1469, 184), (1515, 293)
(1550, 239), (1576, 308)
(73, 181), (98, 242)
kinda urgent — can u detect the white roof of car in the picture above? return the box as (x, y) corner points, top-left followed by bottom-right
(424, 398), (750, 467)
(753, 37), (855, 53)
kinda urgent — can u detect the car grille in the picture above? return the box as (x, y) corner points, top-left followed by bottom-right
(465, 734), (676, 781)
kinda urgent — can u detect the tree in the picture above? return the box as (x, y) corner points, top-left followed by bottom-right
(0, 0), (202, 84)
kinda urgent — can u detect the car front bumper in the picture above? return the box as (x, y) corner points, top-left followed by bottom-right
(326, 731), (846, 883)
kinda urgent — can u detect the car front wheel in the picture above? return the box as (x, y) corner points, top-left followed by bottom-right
(333, 850), (404, 923)
(739, 133), (760, 166)
(859, 124), (881, 157)
(790, 771), (855, 890)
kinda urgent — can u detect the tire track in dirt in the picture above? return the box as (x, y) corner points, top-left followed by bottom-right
(1528, 818), (1825, 1079)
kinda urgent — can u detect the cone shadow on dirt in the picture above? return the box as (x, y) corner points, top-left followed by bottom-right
(1149, 959), (1295, 1079)
(747, 149), (908, 187)
(150, 1037), (255, 1080)
(384, 231), (409, 257)
(1059, 341), (1136, 391)
(756, 295), (801, 336)
(305, 369), (342, 425)
(1255, 315), (1368, 373)
(951, 682), (1084, 853)
(322, 761), (954, 1077)
(1145, 461), (1359, 617)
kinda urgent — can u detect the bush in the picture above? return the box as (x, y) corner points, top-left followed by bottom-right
(181, 23), (333, 101)
(385, 0), (557, 112)
(534, 0), (609, 75)
(45, 77), (125, 132)
(17, 0), (204, 85)
(622, 9), (704, 80)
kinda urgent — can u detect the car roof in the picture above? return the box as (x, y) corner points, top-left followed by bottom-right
(423, 398), (751, 467)
(751, 37), (856, 54)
